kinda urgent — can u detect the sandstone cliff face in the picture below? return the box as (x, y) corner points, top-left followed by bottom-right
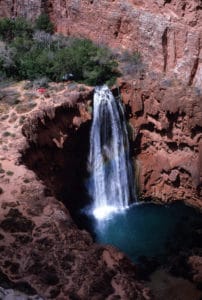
(1, 1), (201, 87)
(47, 0), (202, 88)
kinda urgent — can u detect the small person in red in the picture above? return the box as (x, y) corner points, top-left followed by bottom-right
(37, 88), (46, 93)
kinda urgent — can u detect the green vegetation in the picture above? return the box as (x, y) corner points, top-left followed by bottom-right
(0, 15), (144, 86)
(2, 131), (11, 137)
(34, 14), (54, 33)
(6, 171), (14, 176)
(0, 164), (5, 174)
(0, 15), (119, 86)
(119, 50), (144, 76)
(0, 17), (33, 42)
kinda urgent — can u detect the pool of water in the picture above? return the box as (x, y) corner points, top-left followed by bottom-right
(81, 202), (202, 263)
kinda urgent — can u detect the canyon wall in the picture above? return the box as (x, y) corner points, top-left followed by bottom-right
(46, 0), (202, 206)
(1, 0), (201, 87)
(0, 82), (150, 299)
(46, 0), (202, 88)
(0, 0), (42, 20)
(119, 77), (202, 207)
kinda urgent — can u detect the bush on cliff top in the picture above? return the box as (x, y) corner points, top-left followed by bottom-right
(0, 16), (119, 85)
(0, 17), (33, 42)
(34, 14), (54, 34)
(0, 15), (142, 85)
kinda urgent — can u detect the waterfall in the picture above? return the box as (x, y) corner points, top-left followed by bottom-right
(88, 85), (136, 220)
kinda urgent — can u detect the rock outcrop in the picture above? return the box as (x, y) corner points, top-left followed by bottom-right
(46, 0), (202, 88)
(1, 1), (201, 87)
(0, 0), (42, 20)
(119, 77), (202, 208)
(0, 82), (150, 299)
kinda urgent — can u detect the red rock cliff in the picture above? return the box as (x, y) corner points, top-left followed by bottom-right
(1, 1), (201, 86)
(46, 0), (202, 88)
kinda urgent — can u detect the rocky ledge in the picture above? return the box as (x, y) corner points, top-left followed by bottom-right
(119, 76), (202, 208)
(0, 81), (150, 299)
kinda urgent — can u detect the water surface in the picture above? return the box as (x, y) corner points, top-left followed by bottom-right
(84, 202), (201, 263)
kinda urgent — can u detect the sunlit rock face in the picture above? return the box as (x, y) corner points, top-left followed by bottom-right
(1, 1), (201, 86)
(46, 0), (202, 88)
(0, 83), (150, 299)
(119, 77), (202, 209)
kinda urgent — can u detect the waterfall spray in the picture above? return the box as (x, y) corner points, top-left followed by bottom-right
(88, 85), (136, 219)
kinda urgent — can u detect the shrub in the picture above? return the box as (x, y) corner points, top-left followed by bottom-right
(33, 77), (50, 88)
(6, 171), (14, 176)
(51, 39), (119, 85)
(34, 14), (54, 34)
(0, 18), (14, 42)
(33, 30), (53, 49)
(0, 17), (33, 42)
(0, 41), (16, 77)
(120, 50), (144, 76)
(12, 17), (33, 39)
(0, 17), (120, 86)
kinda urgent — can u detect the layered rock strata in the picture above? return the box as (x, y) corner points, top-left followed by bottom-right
(0, 1), (201, 87)
(47, 0), (202, 88)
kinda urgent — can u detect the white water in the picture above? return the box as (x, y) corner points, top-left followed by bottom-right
(88, 85), (135, 220)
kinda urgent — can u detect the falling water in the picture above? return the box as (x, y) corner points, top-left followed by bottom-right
(88, 85), (135, 220)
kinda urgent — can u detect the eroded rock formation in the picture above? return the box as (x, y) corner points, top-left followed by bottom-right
(0, 82), (150, 299)
(119, 77), (202, 208)
(0, 0), (201, 208)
